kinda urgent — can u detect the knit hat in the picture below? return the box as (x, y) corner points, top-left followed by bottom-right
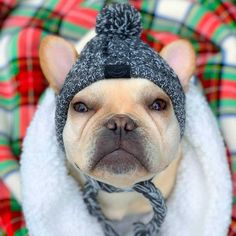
(55, 3), (185, 149)
(54, 3), (186, 235)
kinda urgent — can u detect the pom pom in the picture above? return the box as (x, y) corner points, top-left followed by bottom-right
(96, 3), (142, 39)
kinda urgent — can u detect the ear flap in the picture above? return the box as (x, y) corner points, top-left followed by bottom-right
(160, 39), (196, 91)
(39, 35), (78, 94)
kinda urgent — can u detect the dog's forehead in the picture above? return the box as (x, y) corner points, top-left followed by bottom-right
(71, 78), (170, 102)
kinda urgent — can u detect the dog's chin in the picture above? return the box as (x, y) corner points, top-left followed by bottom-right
(89, 149), (151, 188)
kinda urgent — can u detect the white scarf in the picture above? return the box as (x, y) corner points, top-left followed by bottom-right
(20, 82), (232, 236)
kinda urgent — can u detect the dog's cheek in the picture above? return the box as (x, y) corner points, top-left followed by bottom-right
(63, 118), (101, 172)
(143, 143), (162, 173)
(136, 129), (162, 171)
(161, 117), (181, 167)
(143, 114), (181, 173)
(62, 119), (88, 170)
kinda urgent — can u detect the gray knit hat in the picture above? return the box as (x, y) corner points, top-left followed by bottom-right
(55, 3), (185, 148)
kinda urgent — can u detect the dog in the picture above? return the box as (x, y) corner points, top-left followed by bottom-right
(39, 32), (195, 221)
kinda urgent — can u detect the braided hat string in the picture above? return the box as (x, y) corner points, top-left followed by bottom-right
(83, 178), (167, 236)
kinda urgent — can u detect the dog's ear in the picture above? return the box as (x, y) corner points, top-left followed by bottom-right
(39, 36), (78, 94)
(160, 39), (196, 91)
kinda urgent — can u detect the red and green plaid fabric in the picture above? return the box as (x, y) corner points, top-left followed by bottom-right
(0, 0), (235, 235)
(0, 180), (26, 236)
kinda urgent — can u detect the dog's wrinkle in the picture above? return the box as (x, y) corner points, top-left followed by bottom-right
(74, 163), (80, 170)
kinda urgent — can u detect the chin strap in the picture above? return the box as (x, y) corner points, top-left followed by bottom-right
(83, 177), (167, 236)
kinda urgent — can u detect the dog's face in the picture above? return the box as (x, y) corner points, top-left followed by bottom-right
(39, 36), (195, 188)
(63, 78), (180, 187)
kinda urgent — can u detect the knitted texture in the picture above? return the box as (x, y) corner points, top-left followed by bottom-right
(96, 3), (142, 38)
(55, 3), (185, 149)
(83, 178), (167, 236)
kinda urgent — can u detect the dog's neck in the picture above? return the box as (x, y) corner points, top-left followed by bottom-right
(67, 147), (182, 220)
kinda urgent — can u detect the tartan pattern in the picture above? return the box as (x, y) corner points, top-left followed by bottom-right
(0, 180), (26, 236)
(0, 0), (235, 235)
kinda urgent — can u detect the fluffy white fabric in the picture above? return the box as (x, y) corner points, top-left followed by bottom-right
(20, 83), (232, 236)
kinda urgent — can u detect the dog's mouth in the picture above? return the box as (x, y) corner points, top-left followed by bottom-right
(91, 148), (148, 174)
(89, 129), (150, 176)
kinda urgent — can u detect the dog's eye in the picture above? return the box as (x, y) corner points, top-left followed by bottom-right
(149, 99), (167, 111)
(73, 102), (89, 113)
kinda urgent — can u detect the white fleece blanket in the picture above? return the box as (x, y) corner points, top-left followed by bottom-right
(20, 82), (232, 236)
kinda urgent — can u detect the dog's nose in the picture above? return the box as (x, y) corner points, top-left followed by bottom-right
(105, 114), (137, 134)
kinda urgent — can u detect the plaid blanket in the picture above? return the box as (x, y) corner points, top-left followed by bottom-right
(0, 0), (235, 235)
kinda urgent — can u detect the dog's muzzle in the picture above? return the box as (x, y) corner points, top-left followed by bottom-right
(90, 114), (149, 173)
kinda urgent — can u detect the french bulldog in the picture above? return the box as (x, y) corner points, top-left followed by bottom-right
(39, 33), (195, 220)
